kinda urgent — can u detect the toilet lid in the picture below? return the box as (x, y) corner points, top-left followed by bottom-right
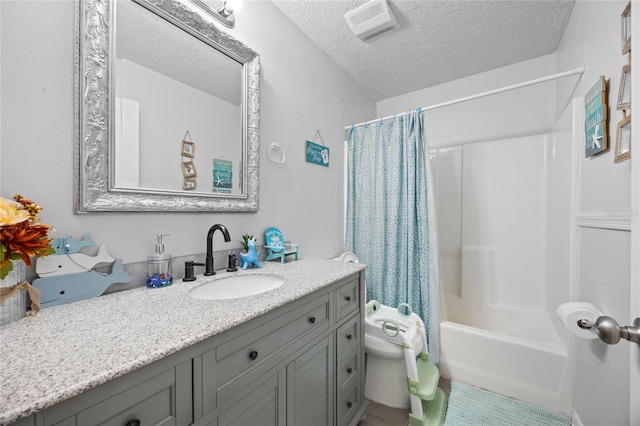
(339, 251), (359, 263)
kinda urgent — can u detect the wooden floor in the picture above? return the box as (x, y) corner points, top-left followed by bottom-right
(359, 377), (450, 426)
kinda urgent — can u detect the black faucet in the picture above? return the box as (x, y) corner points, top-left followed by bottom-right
(205, 224), (231, 275)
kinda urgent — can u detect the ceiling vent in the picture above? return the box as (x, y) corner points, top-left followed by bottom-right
(344, 0), (399, 42)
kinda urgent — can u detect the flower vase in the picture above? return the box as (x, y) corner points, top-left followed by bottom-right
(0, 260), (27, 325)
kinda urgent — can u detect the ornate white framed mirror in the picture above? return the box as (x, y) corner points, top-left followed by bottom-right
(75, 0), (260, 212)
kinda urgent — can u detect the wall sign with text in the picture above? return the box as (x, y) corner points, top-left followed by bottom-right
(305, 140), (330, 167)
(585, 76), (608, 157)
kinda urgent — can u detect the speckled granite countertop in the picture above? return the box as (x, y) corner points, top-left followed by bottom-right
(0, 258), (365, 425)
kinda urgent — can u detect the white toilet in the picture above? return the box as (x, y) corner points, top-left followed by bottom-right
(337, 252), (425, 409)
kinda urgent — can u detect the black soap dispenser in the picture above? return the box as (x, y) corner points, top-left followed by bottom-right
(147, 234), (173, 288)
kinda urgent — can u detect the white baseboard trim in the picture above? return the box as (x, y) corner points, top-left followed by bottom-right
(575, 212), (632, 231)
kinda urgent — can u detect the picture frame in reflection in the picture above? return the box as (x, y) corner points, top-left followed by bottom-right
(182, 161), (197, 178)
(181, 139), (195, 158)
(183, 177), (197, 190)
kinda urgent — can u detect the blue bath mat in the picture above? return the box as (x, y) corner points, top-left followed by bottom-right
(444, 382), (570, 426)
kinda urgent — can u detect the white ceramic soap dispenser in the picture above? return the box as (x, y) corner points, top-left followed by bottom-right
(147, 234), (173, 288)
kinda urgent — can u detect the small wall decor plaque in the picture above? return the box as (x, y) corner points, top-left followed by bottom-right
(213, 158), (232, 193)
(305, 130), (329, 167)
(585, 76), (608, 157)
(305, 140), (329, 167)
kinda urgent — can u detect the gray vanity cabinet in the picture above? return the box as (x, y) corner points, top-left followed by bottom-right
(196, 273), (365, 426)
(11, 271), (366, 426)
(40, 355), (194, 426)
(286, 335), (334, 425)
(194, 275), (366, 426)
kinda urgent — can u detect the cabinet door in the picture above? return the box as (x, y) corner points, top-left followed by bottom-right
(216, 369), (286, 426)
(286, 335), (335, 426)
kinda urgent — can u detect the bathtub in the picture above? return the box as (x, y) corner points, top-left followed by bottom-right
(439, 305), (571, 415)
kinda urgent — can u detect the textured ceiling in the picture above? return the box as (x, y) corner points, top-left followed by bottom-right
(272, 0), (575, 101)
(117, 0), (242, 106)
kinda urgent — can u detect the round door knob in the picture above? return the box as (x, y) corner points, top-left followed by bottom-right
(308, 316), (316, 324)
(347, 367), (353, 374)
(249, 350), (258, 360)
(347, 401), (353, 408)
(126, 420), (141, 426)
(344, 295), (351, 302)
(595, 316), (622, 344)
(346, 333), (352, 340)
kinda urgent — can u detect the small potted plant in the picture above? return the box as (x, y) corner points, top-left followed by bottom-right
(239, 234), (254, 253)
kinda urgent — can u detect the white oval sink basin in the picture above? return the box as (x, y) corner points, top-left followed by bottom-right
(189, 275), (285, 300)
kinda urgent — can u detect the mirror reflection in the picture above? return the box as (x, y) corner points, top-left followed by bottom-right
(114, 1), (243, 195)
(75, 0), (260, 212)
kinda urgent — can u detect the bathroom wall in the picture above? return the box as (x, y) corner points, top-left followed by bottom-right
(377, 54), (559, 148)
(0, 1), (375, 271)
(115, 58), (242, 192)
(554, 1), (635, 425)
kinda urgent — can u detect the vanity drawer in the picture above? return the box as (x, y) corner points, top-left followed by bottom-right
(9, 416), (35, 426)
(337, 348), (361, 390)
(337, 314), (360, 355)
(214, 294), (330, 399)
(336, 278), (359, 321)
(337, 376), (361, 426)
(42, 359), (192, 426)
(75, 368), (182, 426)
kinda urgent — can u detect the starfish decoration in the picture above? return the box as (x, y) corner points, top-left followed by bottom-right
(270, 235), (281, 247)
(591, 123), (602, 149)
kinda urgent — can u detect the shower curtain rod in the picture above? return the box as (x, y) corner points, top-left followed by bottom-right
(344, 66), (585, 130)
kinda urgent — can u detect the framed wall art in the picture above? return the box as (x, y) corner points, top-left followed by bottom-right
(614, 114), (631, 163)
(621, 2), (631, 54)
(182, 161), (197, 178)
(181, 139), (195, 158)
(183, 177), (197, 190)
(585, 76), (608, 157)
(617, 64), (631, 110)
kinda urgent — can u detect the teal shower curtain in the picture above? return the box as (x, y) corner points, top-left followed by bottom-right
(346, 109), (440, 363)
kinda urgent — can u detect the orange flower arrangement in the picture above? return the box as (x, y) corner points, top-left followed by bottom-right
(0, 194), (54, 280)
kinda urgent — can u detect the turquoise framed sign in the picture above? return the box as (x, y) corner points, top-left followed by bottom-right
(305, 140), (330, 167)
(585, 76), (608, 157)
(213, 158), (232, 193)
